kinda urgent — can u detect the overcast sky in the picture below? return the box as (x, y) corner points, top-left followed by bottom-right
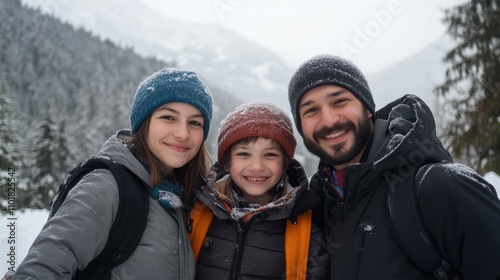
(24, 0), (464, 73)
(140, 0), (463, 73)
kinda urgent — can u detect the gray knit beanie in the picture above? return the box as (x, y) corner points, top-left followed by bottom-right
(288, 54), (375, 135)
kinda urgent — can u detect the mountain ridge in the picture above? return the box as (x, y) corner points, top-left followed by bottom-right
(22, 0), (295, 110)
(22, 0), (456, 117)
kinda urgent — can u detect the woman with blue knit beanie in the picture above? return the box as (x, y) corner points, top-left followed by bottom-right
(13, 68), (213, 280)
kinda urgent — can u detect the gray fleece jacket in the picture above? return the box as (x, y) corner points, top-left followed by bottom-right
(14, 130), (195, 280)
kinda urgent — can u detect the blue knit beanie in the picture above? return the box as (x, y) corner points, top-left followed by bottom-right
(288, 54), (375, 136)
(130, 68), (213, 139)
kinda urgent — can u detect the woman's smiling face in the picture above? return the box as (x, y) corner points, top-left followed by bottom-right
(147, 102), (205, 170)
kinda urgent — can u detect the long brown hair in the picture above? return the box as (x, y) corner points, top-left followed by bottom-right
(127, 116), (210, 204)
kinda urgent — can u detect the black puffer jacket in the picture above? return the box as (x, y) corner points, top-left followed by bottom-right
(194, 159), (328, 280)
(310, 95), (500, 280)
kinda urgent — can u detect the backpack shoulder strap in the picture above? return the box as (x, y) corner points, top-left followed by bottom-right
(387, 165), (458, 280)
(50, 156), (150, 280)
(187, 200), (214, 262)
(285, 210), (312, 280)
(49, 157), (102, 217)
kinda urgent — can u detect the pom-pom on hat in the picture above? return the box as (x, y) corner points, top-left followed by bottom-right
(288, 54), (375, 136)
(217, 101), (297, 165)
(130, 68), (213, 139)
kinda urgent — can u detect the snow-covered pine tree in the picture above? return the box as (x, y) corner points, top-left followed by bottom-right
(25, 100), (71, 209)
(435, 0), (500, 175)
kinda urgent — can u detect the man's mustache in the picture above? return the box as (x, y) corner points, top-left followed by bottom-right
(313, 121), (355, 140)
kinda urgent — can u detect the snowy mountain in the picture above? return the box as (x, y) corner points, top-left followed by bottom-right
(22, 0), (461, 120)
(365, 34), (455, 135)
(22, 0), (294, 111)
(366, 35), (453, 110)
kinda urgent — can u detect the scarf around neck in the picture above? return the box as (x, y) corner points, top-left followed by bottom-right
(152, 179), (183, 209)
(129, 147), (184, 209)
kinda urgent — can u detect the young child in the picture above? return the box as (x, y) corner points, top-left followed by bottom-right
(12, 68), (213, 279)
(188, 101), (328, 280)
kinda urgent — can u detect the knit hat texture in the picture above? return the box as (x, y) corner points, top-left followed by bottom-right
(130, 68), (213, 139)
(288, 54), (375, 135)
(217, 101), (297, 164)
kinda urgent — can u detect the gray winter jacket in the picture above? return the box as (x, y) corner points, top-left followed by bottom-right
(14, 130), (195, 280)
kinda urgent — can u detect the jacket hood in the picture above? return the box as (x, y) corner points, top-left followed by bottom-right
(197, 159), (309, 222)
(367, 94), (452, 173)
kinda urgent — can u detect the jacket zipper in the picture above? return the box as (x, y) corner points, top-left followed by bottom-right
(355, 227), (367, 280)
(229, 219), (253, 280)
(320, 172), (346, 221)
(320, 171), (347, 266)
(166, 208), (185, 280)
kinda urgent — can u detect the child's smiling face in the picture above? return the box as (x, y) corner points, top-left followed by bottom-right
(228, 137), (284, 205)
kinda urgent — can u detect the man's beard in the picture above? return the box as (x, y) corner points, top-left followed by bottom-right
(303, 113), (372, 166)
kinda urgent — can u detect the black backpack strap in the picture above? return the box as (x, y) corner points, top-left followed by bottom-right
(386, 165), (460, 280)
(50, 156), (150, 280)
